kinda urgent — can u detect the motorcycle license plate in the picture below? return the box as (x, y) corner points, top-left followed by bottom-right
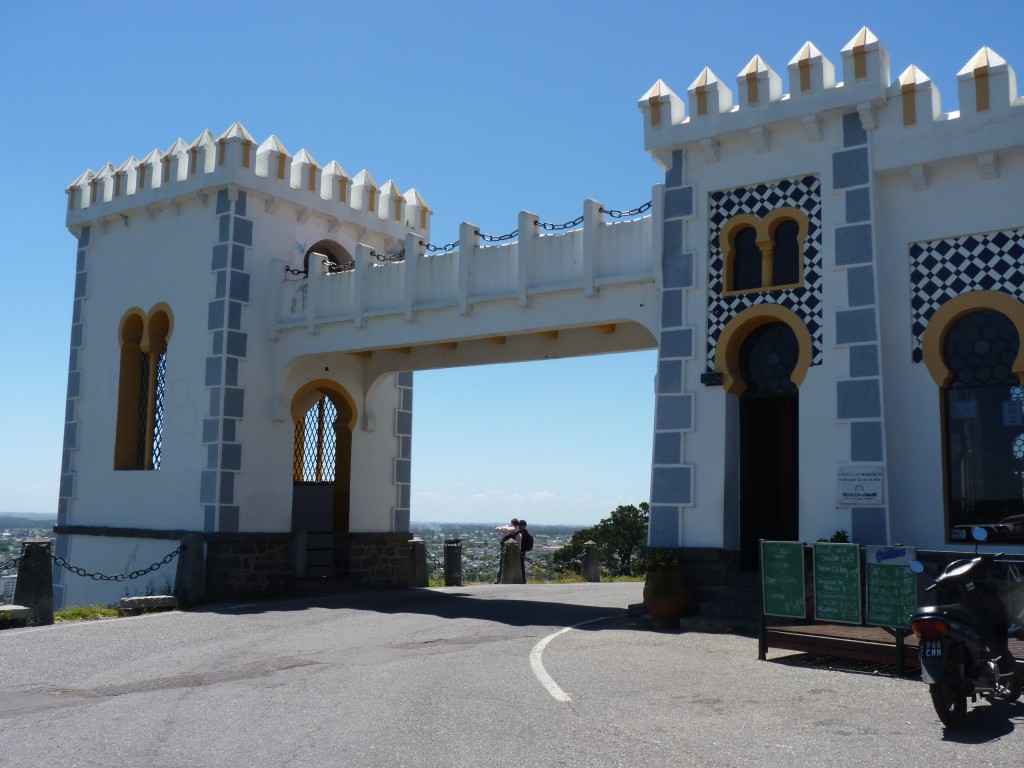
(921, 639), (943, 658)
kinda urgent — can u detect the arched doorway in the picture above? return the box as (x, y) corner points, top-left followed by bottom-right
(738, 322), (800, 568)
(291, 382), (356, 577)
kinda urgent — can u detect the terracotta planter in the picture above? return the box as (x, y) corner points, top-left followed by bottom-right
(643, 570), (691, 629)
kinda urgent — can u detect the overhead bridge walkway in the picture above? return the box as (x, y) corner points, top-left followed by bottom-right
(270, 197), (664, 380)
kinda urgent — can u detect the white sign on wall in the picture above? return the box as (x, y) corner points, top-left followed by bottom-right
(836, 464), (885, 506)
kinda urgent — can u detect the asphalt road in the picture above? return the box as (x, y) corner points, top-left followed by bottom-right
(1, 583), (1022, 767)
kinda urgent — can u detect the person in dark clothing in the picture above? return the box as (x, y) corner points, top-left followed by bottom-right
(517, 520), (531, 584)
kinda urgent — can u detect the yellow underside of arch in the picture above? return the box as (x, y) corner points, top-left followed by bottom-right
(714, 304), (813, 395)
(921, 290), (1024, 387)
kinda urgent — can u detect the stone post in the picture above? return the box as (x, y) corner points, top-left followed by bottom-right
(582, 540), (601, 582)
(173, 533), (206, 607)
(409, 537), (428, 587)
(500, 540), (523, 584)
(13, 538), (54, 625)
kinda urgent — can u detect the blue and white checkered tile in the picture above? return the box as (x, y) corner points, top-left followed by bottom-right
(910, 228), (1024, 362)
(706, 175), (824, 370)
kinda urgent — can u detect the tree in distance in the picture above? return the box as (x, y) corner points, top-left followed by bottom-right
(552, 502), (649, 577)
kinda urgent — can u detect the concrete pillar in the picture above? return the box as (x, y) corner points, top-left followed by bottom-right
(582, 540), (601, 582)
(409, 538), (428, 587)
(13, 539), (53, 625)
(173, 533), (206, 607)
(500, 540), (523, 584)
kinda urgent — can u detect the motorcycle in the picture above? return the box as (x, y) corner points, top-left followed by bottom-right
(909, 527), (1023, 728)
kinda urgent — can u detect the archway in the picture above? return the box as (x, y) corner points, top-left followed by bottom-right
(716, 306), (809, 568)
(290, 381), (357, 577)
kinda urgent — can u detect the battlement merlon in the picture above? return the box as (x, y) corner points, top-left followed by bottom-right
(638, 27), (1022, 172)
(64, 121), (430, 242)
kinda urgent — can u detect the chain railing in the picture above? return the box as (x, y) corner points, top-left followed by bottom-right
(537, 215), (584, 232)
(371, 248), (405, 263)
(418, 198), (652, 255)
(50, 545), (182, 582)
(600, 201), (652, 219)
(0, 554), (21, 572)
(420, 238), (460, 253)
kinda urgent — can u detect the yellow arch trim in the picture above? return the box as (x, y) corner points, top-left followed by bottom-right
(118, 308), (146, 345)
(714, 304), (813, 395)
(921, 290), (1024, 387)
(144, 302), (175, 353)
(290, 379), (358, 430)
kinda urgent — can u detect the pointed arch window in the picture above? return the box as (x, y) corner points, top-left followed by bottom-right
(115, 306), (172, 470)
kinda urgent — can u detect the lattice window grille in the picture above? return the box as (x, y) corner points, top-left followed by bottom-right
(152, 352), (166, 470)
(294, 396), (337, 483)
(135, 353), (151, 470)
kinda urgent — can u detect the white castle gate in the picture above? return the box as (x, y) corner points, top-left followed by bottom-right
(56, 27), (1024, 612)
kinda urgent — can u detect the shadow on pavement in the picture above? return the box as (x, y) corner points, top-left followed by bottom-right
(196, 585), (642, 630)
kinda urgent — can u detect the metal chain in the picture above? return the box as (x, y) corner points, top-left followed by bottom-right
(50, 545), (182, 582)
(600, 200), (652, 219)
(371, 249), (405, 263)
(283, 265), (306, 276)
(537, 215), (584, 231)
(0, 554), (21, 572)
(420, 199), (652, 251)
(325, 259), (354, 274)
(420, 239), (460, 253)
(477, 229), (519, 243)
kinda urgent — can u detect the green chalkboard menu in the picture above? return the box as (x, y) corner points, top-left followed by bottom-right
(865, 547), (918, 629)
(813, 543), (862, 624)
(761, 541), (806, 618)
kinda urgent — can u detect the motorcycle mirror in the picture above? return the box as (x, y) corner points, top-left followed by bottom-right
(909, 560), (925, 574)
(972, 526), (989, 542)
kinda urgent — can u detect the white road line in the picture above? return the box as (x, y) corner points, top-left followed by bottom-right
(530, 615), (616, 703)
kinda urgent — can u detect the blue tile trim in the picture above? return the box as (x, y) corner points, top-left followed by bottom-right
(833, 147), (869, 189)
(648, 506), (680, 547)
(849, 344), (879, 377)
(222, 443), (242, 470)
(851, 507), (887, 545)
(665, 150), (683, 188)
(656, 394), (693, 430)
(846, 188), (871, 223)
(664, 187), (693, 219)
(208, 300), (225, 330)
(396, 409), (412, 437)
(843, 112), (867, 147)
(659, 328), (694, 359)
(835, 224), (874, 266)
(847, 266), (875, 307)
(651, 465), (693, 505)
(836, 308), (877, 344)
(661, 289), (683, 328)
(657, 359), (683, 394)
(851, 421), (883, 461)
(837, 379), (881, 419)
(219, 506), (239, 532)
(653, 431), (681, 465)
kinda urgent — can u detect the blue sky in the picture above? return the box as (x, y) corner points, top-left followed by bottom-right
(2, 1), (1022, 526)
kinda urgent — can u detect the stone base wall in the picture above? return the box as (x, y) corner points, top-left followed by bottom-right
(335, 532), (413, 588)
(205, 534), (294, 602)
(671, 547), (745, 608)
